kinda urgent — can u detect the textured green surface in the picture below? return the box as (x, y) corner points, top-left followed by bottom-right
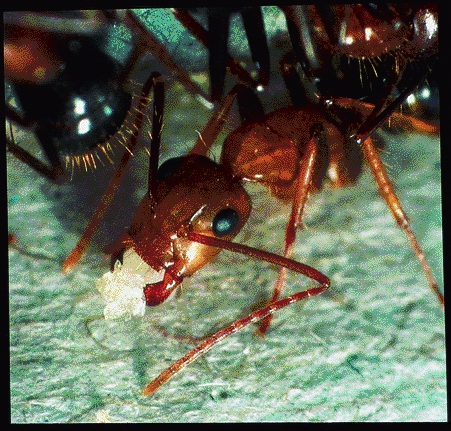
(8, 7), (445, 423)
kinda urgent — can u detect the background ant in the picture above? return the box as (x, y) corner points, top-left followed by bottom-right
(8, 6), (444, 422)
(5, 10), (216, 250)
(5, 10), (214, 181)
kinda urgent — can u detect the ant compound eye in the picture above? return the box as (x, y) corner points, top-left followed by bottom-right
(212, 208), (239, 237)
(157, 156), (186, 182)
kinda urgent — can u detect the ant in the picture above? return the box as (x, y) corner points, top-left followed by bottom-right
(8, 6), (442, 400)
(80, 72), (330, 395)
(5, 10), (211, 184)
(5, 9), (221, 253)
(75, 6), (443, 293)
(62, 51), (441, 395)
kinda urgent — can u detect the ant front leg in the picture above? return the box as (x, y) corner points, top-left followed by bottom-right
(255, 53), (331, 336)
(6, 119), (65, 182)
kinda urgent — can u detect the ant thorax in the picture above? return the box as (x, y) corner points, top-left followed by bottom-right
(96, 248), (165, 320)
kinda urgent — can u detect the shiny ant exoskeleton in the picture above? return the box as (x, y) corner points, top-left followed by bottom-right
(5, 9), (218, 252)
(5, 10), (210, 183)
(282, 4), (438, 103)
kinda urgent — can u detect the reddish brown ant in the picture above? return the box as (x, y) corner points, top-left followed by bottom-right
(60, 54), (441, 394)
(62, 73), (329, 394)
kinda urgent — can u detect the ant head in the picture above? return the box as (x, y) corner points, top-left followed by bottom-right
(129, 154), (252, 277)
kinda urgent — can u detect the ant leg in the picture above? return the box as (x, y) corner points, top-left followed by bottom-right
(360, 135), (444, 306)
(345, 73), (444, 306)
(318, 92), (442, 305)
(7, 133), (62, 182)
(353, 71), (430, 144)
(170, 9), (257, 96)
(123, 10), (211, 108)
(256, 125), (323, 336)
(143, 286), (326, 395)
(235, 83), (265, 123)
(240, 7), (271, 88)
(332, 97), (439, 136)
(207, 8), (231, 102)
(188, 84), (256, 157)
(6, 119), (65, 182)
(143, 231), (329, 395)
(279, 51), (312, 109)
(282, 5), (324, 81)
(62, 72), (163, 273)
